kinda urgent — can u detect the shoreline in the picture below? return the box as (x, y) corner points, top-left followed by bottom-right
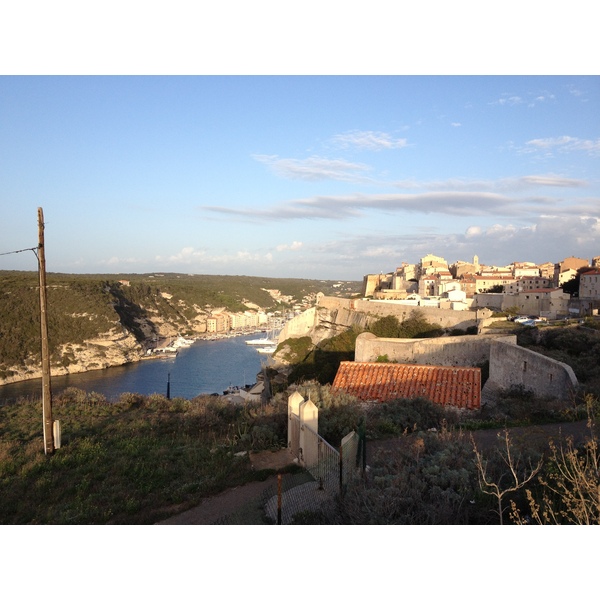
(0, 329), (274, 388)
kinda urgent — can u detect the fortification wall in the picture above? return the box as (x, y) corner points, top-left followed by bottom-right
(280, 296), (486, 345)
(486, 339), (578, 401)
(355, 332), (516, 366)
(318, 297), (483, 329)
(278, 307), (317, 342)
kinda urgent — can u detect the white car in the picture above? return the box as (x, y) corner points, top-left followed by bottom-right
(522, 319), (544, 327)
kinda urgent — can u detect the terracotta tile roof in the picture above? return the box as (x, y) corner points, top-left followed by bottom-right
(332, 362), (481, 410)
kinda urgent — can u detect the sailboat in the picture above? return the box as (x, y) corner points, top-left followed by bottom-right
(245, 328), (279, 347)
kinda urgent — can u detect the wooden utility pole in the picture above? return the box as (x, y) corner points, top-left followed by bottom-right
(38, 207), (54, 455)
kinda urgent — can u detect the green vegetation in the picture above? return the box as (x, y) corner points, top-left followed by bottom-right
(0, 389), (288, 524)
(288, 326), (362, 386)
(291, 384), (599, 525)
(516, 325), (600, 396)
(1, 379), (597, 524)
(0, 272), (120, 372)
(0, 270), (361, 380)
(286, 311), (444, 386)
(367, 311), (443, 339)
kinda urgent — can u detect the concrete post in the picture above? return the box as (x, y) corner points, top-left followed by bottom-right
(299, 399), (318, 468)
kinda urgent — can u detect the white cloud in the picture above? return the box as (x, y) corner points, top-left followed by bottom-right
(253, 154), (372, 182)
(451, 122), (462, 127)
(465, 226), (482, 238)
(517, 175), (586, 188)
(329, 130), (408, 151)
(276, 241), (303, 252)
(495, 95), (523, 106)
(400, 174), (587, 193)
(204, 189), (559, 222)
(522, 136), (600, 157)
(99, 256), (143, 266)
(318, 215), (600, 277)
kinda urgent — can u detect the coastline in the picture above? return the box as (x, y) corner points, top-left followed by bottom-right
(0, 329), (273, 387)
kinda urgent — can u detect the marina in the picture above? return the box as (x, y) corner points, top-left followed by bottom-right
(0, 332), (273, 404)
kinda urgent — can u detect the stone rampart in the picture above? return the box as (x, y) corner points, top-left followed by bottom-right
(278, 307), (317, 342)
(355, 332), (516, 366)
(353, 332), (577, 402)
(279, 296), (487, 346)
(486, 339), (577, 401)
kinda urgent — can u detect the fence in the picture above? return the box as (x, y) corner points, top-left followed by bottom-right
(214, 392), (366, 524)
(265, 392), (364, 523)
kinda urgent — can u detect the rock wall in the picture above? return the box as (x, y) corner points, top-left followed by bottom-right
(1, 329), (143, 385)
(279, 296), (487, 346)
(486, 339), (578, 401)
(355, 332), (516, 366)
(353, 332), (577, 402)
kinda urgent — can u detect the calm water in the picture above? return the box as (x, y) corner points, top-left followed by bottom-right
(0, 334), (269, 403)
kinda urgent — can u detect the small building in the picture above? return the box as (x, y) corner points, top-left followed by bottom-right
(508, 288), (570, 319)
(331, 361), (481, 409)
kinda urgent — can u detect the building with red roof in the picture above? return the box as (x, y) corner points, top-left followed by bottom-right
(331, 361), (481, 410)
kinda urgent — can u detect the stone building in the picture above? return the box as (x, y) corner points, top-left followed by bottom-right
(579, 268), (600, 300)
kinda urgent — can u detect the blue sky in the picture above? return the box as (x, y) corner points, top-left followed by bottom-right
(1, 75), (598, 280)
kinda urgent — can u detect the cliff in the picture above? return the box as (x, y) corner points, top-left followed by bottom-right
(1, 272), (361, 386)
(277, 296), (489, 348)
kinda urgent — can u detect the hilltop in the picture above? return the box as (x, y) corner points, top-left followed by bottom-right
(0, 271), (362, 384)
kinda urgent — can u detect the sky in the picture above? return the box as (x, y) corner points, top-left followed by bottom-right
(0, 6), (599, 283)
(1, 75), (598, 281)
(1, 3), (598, 587)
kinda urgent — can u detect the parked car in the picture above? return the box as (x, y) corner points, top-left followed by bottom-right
(522, 318), (544, 327)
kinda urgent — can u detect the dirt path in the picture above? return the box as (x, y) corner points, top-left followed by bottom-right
(157, 419), (595, 525)
(157, 448), (296, 525)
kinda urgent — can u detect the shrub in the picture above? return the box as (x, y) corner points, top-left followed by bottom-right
(366, 397), (459, 439)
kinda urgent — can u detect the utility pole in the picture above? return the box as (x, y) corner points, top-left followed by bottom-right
(38, 207), (54, 455)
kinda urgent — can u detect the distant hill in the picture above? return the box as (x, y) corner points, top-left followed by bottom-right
(0, 270), (362, 383)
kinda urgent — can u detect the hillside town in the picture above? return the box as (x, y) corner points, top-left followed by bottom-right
(362, 253), (600, 320)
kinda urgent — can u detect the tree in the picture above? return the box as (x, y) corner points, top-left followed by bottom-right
(561, 266), (596, 298)
(561, 274), (580, 297)
(369, 310), (443, 339)
(369, 315), (401, 338)
(473, 430), (543, 525)
(511, 395), (600, 525)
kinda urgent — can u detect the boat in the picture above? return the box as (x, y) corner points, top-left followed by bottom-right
(172, 336), (195, 348)
(245, 337), (275, 346)
(245, 329), (280, 346)
(256, 346), (275, 354)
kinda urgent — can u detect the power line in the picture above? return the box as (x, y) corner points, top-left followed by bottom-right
(0, 245), (39, 257)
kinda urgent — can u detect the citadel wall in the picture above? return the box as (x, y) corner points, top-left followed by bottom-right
(279, 296), (486, 344)
(355, 332), (516, 366)
(486, 339), (578, 401)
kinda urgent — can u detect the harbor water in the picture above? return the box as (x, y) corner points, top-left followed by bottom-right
(0, 334), (271, 403)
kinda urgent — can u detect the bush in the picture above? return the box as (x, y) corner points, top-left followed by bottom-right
(366, 397), (459, 439)
(369, 310), (443, 339)
(338, 431), (484, 524)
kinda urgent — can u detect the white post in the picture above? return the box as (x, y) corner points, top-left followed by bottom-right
(287, 391), (304, 455)
(299, 399), (319, 468)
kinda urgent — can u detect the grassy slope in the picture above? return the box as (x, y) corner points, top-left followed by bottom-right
(0, 390), (288, 524)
